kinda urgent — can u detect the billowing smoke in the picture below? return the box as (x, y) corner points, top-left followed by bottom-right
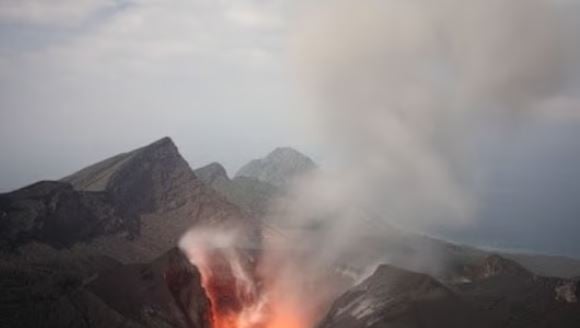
(289, 0), (576, 231)
(271, 0), (579, 323)
(179, 1), (579, 327)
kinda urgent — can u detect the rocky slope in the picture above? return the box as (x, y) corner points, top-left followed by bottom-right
(0, 181), (124, 249)
(318, 264), (491, 328)
(0, 248), (210, 328)
(457, 255), (580, 327)
(0, 137), (259, 263)
(319, 255), (580, 328)
(0, 137), (258, 328)
(90, 248), (211, 328)
(195, 162), (279, 218)
(3, 139), (580, 328)
(62, 137), (197, 216)
(235, 147), (316, 188)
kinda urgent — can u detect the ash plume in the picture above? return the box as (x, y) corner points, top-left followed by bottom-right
(264, 0), (580, 323)
(179, 1), (580, 328)
(288, 0), (578, 232)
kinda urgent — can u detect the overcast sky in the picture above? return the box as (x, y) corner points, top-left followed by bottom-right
(0, 0), (320, 191)
(2, 0), (580, 257)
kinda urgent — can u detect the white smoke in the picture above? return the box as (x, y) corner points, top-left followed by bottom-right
(260, 0), (580, 310)
(180, 1), (580, 327)
(288, 0), (577, 231)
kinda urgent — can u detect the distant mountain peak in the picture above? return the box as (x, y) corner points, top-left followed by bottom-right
(235, 146), (316, 188)
(62, 137), (179, 192)
(194, 162), (229, 185)
(149, 136), (174, 147)
(268, 146), (308, 158)
(2, 137), (260, 262)
(61, 137), (197, 215)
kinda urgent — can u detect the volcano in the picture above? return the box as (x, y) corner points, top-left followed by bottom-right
(1, 137), (580, 328)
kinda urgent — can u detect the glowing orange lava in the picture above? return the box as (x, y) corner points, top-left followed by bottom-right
(179, 228), (325, 328)
(188, 247), (307, 328)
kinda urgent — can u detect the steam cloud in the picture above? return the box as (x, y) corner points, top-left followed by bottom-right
(179, 1), (580, 328)
(275, 0), (579, 323)
(289, 0), (577, 230)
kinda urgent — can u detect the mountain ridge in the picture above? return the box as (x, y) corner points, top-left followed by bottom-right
(1, 137), (260, 263)
(235, 146), (317, 188)
(319, 255), (580, 328)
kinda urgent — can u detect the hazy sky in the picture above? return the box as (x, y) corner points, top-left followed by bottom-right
(2, 0), (580, 257)
(0, 0), (319, 191)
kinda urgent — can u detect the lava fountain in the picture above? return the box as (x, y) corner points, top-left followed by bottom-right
(178, 227), (338, 328)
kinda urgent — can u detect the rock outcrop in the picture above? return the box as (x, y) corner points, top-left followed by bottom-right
(0, 137), (259, 328)
(195, 162), (279, 218)
(0, 253), (137, 328)
(319, 255), (580, 328)
(1, 137), (260, 263)
(456, 255), (580, 327)
(0, 181), (126, 249)
(318, 265), (491, 328)
(62, 137), (203, 216)
(90, 248), (211, 328)
(0, 248), (211, 328)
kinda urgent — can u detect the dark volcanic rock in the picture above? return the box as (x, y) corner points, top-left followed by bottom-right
(0, 181), (125, 249)
(0, 138), (261, 328)
(320, 255), (580, 328)
(90, 248), (211, 328)
(0, 254), (140, 328)
(0, 248), (212, 328)
(318, 265), (491, 328)
(457, 256), (580, 327)
(1, 137), (260, 263)
(63, 137), (196, 215)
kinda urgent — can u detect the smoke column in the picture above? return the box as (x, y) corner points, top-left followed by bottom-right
(265, 0), (580, 323)
(180, 1), (579, 328)
(288, 0), (577, 231)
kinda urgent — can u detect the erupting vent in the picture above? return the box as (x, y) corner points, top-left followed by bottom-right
(179, 228), (312, 328)
(200, 248), (263, 328)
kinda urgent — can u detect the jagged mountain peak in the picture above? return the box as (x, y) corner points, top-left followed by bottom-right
(235, 146), (316, 188)
(61, 137), (199, 215)
(194, 162), (229, 185)
(2, 137), (260, 263)
(267, 146), (311, 159)
(62, 137), (181, 192)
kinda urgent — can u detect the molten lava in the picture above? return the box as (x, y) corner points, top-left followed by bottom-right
(200, 249), (261, 328)
(179, 227), (340, 328)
